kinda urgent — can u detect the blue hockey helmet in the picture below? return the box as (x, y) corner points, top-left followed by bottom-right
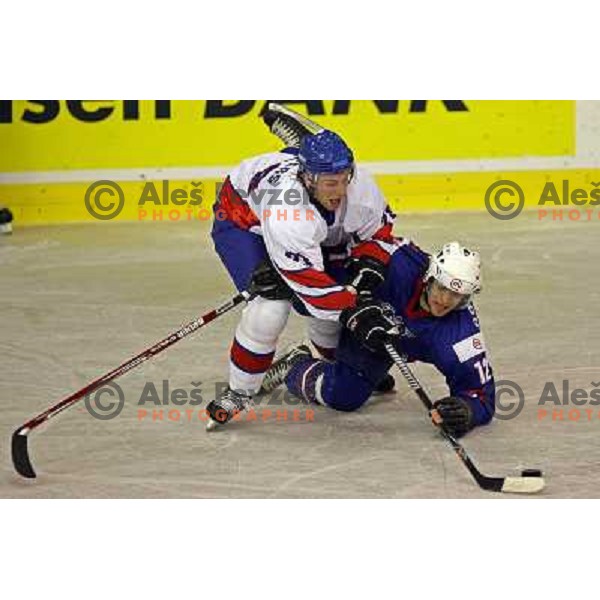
(298, 130), (354, 176)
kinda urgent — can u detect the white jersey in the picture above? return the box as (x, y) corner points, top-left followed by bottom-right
(217, 151), (397, 320)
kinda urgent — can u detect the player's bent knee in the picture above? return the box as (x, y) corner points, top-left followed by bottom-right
(308, 318), (341, 356)
(239, 296), (292, 344)
(326, 397), (367, 412)
(323, 370), (373, 412)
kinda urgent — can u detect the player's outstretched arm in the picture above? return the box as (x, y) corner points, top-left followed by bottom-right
(434, 350), (496, 437)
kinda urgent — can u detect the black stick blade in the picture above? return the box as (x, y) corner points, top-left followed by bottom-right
(476, 475), (504, 493)
(12, 430), (37, 479)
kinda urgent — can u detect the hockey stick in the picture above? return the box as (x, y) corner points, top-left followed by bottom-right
(11, 291), (251, 479)
(385, 343), (545, 494)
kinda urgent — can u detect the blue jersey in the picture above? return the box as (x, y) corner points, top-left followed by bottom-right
(376, 241), (495, 426)
(285, 239), (495, 429)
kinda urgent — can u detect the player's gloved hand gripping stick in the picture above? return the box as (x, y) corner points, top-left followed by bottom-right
(11, 291), (252, 479)
(385, 343), (546, 495)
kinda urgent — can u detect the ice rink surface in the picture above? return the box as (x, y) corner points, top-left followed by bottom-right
(1, 213), (599, 498)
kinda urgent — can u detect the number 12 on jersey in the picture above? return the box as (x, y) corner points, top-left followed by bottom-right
(474, 357), (492, 385)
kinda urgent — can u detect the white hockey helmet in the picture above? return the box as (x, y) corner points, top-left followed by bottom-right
(425, 242), (482, 298)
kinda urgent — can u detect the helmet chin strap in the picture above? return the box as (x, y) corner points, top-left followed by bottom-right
(455, 295), (473, 310)
(420, 280), (434, 312)
(298, 171), (318, 200)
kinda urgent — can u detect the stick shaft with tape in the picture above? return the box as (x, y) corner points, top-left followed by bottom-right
(12, 291), (250, 479)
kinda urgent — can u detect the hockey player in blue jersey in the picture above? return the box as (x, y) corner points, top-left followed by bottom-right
(263, 240), (495, 438)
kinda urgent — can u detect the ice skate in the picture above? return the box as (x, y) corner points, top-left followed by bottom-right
(205, 386), (253, 430)
(259, 344), (313, 395)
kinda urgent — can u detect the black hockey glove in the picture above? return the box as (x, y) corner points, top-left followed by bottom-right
(432, 396), (474, 438)
(248, 259), (293, 301)
(345, 256), (387, 295)
(340, 297), (402, 353)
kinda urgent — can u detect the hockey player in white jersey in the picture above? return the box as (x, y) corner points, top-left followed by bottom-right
(206, 105), (398, 427)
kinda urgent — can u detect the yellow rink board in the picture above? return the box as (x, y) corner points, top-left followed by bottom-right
(0, 100), (580, 223)
(0, 100), (574, 172)
(2, 168), (599, 226)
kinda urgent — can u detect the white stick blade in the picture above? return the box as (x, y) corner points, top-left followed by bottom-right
(501, 476), (545, 494)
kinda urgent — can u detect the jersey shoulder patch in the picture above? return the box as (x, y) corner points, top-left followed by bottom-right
(452, 332), (487, 364)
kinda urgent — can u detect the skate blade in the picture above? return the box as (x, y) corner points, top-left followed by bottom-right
(206, 418), (220, 431)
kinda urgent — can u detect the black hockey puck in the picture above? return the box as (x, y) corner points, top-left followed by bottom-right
(521, 469), (543, 477)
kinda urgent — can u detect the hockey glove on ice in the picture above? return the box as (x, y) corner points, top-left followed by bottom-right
(432, 396), (474, 438)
